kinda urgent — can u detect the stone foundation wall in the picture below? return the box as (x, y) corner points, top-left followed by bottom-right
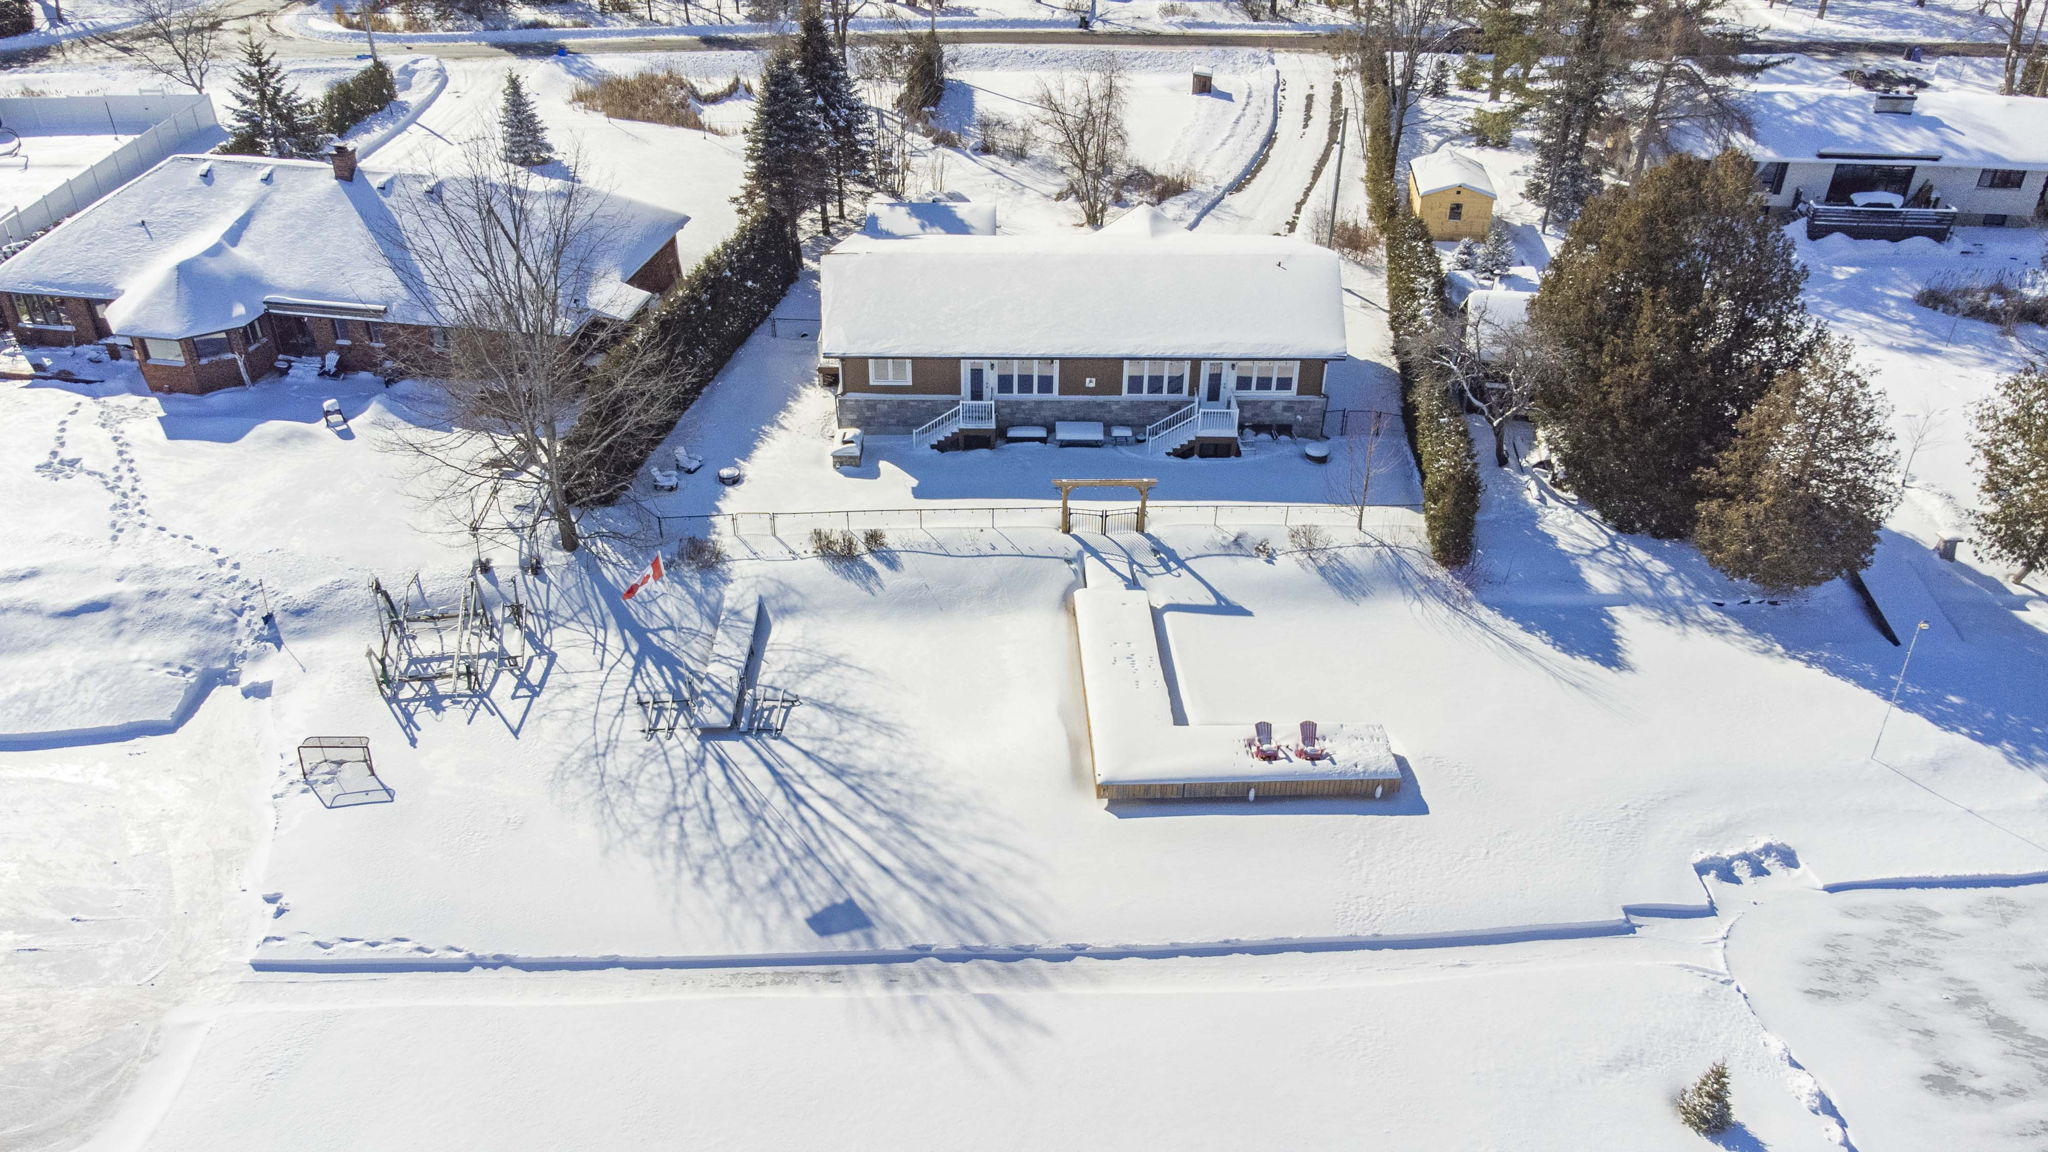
(837, 393), (1331, 439)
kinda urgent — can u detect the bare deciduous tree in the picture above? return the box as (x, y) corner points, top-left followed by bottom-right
(115, 0), (229, 94)
(1347, 0), (1466, 195)
(1036, 59), (1128, 229)
(380, 138), (678, 554)
(1612, 0), (1778, 177)
(1988, 0), (2047, 95)
(1404, 308), (1544, 470)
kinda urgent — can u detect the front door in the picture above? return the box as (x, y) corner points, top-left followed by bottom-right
(961, 359), (995, 403)
(1202, 361), (1230, 407)
(274, 315), (317, 357)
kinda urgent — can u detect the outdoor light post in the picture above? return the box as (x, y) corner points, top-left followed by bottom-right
(1870, 619), (1931, 759)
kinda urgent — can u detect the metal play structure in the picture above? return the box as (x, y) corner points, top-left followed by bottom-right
(366, 573), (528, 697)
(297, 737), (395, 808)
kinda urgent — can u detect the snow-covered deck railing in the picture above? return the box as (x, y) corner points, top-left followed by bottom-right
(1146, 396), (1238, 456)
(1072, 586), (1400, 801)
(913, 401), (998, 449)
(1804, 203), (1959, 243)
(1195, 404), (1239, 437)
(960, 400), (996, 428)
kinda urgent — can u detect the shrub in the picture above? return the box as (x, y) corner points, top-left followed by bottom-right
(1469, 105), (1519, 149)
(321, 59), (399, 137)
(570, 67), (711, 131)
(1455, 54), (1488, 91)
(928, 126), (963, 148)
(1157, 0), (1192, 16)
(0, 0), (35, 37)
(564, 211), (802, 504)
(1287, 523), (1330, 556)
(679, 535), (725, 569)
(811, 528), (865, 558)
(1676, 1063), (1733, 1135)
(1913, 270), (2048, 333)
(973, 111), (1033, 160)
(860, 527), (888, 553)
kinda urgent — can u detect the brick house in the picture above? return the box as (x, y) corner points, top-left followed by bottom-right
(0, 149), (690, 394)
(818, 207), (1347, 456)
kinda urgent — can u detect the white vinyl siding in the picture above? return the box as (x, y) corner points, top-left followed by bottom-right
(1122, 359), (1189, 396)
(992, 358), (1056, 396)
(869, 357), (913, 386)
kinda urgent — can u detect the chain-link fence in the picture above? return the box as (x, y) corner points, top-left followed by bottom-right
(656, 502), (1425, 541)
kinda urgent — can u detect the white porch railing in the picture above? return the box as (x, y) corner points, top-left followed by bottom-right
(913, 400), (997, 448)
(1147, 394), (1238, 455)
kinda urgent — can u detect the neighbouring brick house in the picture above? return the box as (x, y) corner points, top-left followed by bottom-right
(818, 206), (1347, 457)
(0, 149), (690, 394)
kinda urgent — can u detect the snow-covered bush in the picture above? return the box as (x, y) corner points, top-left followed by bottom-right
(1384, 212), (1478, 569)
(861, 528), (888, 553)
(321, 60), (399, 136)
(811, 528), (865, 559)
(1675, 1062), (1733, 1135)
(1469, 105), (1518, 148)
(679, 536), (725, 569)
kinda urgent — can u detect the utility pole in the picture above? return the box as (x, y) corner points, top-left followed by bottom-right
(1870, 619), (1931, 759)
(361, 0), (380, 64)
(1325, 107), (1346, 247)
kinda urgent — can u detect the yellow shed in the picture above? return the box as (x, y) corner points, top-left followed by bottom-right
(1407, 147), (1496, 241)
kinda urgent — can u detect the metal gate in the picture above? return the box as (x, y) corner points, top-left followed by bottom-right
(1069, 506), (1143, 534)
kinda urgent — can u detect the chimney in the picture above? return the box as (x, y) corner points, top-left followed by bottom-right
(330, 145), (358, 182)
(1873, 91), (1918, 115)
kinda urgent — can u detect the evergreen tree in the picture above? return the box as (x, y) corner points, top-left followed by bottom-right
(1475, 216), (1516, 278)
(1530, 150), (1818, 537)
(794, 0), (873, 223)
(1527, 0), (1623, 228)
(1426, 56), (1450, 98)
(1694, 337), (1897, 591)
(1969, 364), (2048, 582)
(898, 27), (945, 124)
(1449, 238), (1478, 271)
(735, 47), (830, 255)
(499, 74), (554, 168)
(1475, 0), (1539, 102)
(1675, 1062), (1733, 1136)
(0, 0), (34, 38)
(221, 38), (326, 159)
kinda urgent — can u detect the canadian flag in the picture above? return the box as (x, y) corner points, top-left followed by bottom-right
(621, 553), (666, 601)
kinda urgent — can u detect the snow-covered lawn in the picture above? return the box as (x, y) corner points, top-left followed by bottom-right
(1724, 0), (2012, 43)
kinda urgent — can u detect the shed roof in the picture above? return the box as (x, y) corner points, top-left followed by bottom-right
(0, 154), (688, 340)
(819, 206), (1347, 360)
(1409, 147), (1496, 198)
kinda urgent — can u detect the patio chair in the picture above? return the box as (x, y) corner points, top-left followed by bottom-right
(1251, 720), (1281, 761)
(1297, 720), (1328, 761)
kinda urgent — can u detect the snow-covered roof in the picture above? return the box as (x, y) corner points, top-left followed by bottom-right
(1408, 147), (1496, 198)
(819, 206), (1346, 360)
(0, 154), (688, 340)
(1463, 288), (1533, 361)
(1725, 88), (2048, 168)
(861, 200), (997, 238)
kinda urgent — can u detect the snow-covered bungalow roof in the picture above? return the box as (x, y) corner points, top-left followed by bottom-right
(819, 206), (1347, 360)
(0, 154), (688, 341)
(1408, 147), (1496, 198)
(1724, 88), (2048, 168)
(860, 200), (997, 238)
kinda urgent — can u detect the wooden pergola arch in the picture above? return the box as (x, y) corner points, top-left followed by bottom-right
(1054, 477), (1157, 534)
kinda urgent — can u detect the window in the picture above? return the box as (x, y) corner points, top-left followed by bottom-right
(1230, 360), (1298, 394)
(363, 321), (383, 345)
(1755, 161), (1788, 196)
(1123, 360), (1188, 396)
(192, 332), (232, 360)
(1447, 201), (1465, 221)
(992, 358), (1056, 396)
(1978, 168), (2026, 189)
(1983, 213), (2010, 227)
(13, 293), (69, 328)
(138, 337), (186, 365)
(869, 357), (913, 386)
(242, 319), (264, 345)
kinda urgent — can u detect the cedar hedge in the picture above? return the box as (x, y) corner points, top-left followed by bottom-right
(564, 210), (801, 504)
(1382, 212), (1479, 569)
(322, 60), (400, 137)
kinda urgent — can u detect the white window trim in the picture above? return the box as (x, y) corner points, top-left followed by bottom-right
(869, 357), (914, 386)
(139, 338), (187, 366)
(1122, 359), (1190, 397)
(987, 358), (1057, 397)
(1222, 359), (1300, 396)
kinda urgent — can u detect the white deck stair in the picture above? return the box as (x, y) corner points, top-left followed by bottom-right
(913, 400), (997, 449)
(1146, 396), (1238, 456)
